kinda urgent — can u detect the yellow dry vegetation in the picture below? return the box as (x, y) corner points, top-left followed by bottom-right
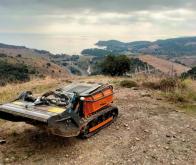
(139, 55), (190, 75)
(0, 77), (64, 104)
(0, 55), (69, 78)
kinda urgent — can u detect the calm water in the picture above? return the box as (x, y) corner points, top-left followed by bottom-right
(0, 33), (103, 55)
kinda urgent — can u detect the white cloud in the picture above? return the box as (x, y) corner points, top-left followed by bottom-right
(0, 0), (195, 54)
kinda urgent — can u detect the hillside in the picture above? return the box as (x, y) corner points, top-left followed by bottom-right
(0, 44), (69, 85)
(82, 37), (196, 57)
(139, 55), (190, 76)
(0, 43), (52, 59)
(171, 56), (196, 67)
(0, 76), (196, 165)
(50, 54), (91, 76)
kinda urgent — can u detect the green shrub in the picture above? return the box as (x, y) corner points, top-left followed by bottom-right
(69, 66), (81, 75)
(0, 61), (30, 86)
(46, 62), (51, 67)
(187, 90), (196, 101)
(16, 54), (22, 57)
(181, 67), (196, 79)
(120, 80), (138, 88)
(159, 78), (177, 91)
(0, 53), (7, 57)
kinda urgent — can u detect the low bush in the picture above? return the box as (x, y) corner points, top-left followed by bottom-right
(142, 81), (160, 90)
(142, 77), (186, 92)
(0, 61), (30, 86)
(120, 80), (138, 88)
(181, 67), (196, 79)
(159, 77), (178, 91)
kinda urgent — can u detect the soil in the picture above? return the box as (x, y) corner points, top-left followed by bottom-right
(0, 80), (196, 165)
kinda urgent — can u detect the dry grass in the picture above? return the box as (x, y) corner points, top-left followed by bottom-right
(139, 55), (190, 75)
(119, 80), (138, 88)
(0, 77), (66, 104)
(0, 74), (195, 112)
(0, 55), (69, 78)
(139, 76), (196, 113)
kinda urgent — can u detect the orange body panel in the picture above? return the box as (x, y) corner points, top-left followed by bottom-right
(83, 86), (113, 117)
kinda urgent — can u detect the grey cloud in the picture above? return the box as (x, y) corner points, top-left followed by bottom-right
(0, 0), (195, 41)
(0, 0), (196, 14)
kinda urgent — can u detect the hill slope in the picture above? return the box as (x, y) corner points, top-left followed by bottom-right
(139, 55), (190, 76)
(88, 37), (196, 57)
(0, 43), (69, 85)
(0, 43), (52, 58)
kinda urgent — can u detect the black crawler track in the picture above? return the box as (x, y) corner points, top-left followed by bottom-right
(79, 106), (118, 138)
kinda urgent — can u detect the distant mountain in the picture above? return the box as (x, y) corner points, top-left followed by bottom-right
(96, 40), (127, 47)
(89, 37), (196, 57)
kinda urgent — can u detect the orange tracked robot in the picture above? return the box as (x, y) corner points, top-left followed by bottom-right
(0, 83), (118, 138)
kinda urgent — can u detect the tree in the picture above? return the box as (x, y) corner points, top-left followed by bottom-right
(181, 67), (196, 79)
(100, 55), (130, 76)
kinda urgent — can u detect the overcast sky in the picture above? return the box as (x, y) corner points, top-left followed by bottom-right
(0, 0), (196, 54)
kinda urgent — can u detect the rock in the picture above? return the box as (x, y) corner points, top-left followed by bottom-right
(131, 87), (139, 90)
(127, 127), (130, 130)
(124, 123), (129, 127)
(135, 137), (140, 141)
(192, 128), (196, 131)
(144, 129), (149, 133)
(23, 155), (28, 160)
(141, 92), (151, 97)
(157, 144), (161, 147)
(4, 158), (10, 163)
(149, 144), (153, 148)
(0, 139), (6, 144)
(118, 136), (122, 140)
(151, 155), (157, 160)
(79, 155), (83, 159)
(166, 134), (171, 138)
(172, 135), (177, 138)
(164, 146), (169, 150)
(132, 158), (136, 162)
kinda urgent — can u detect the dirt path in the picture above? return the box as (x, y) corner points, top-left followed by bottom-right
(0, 84), (196, 165)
